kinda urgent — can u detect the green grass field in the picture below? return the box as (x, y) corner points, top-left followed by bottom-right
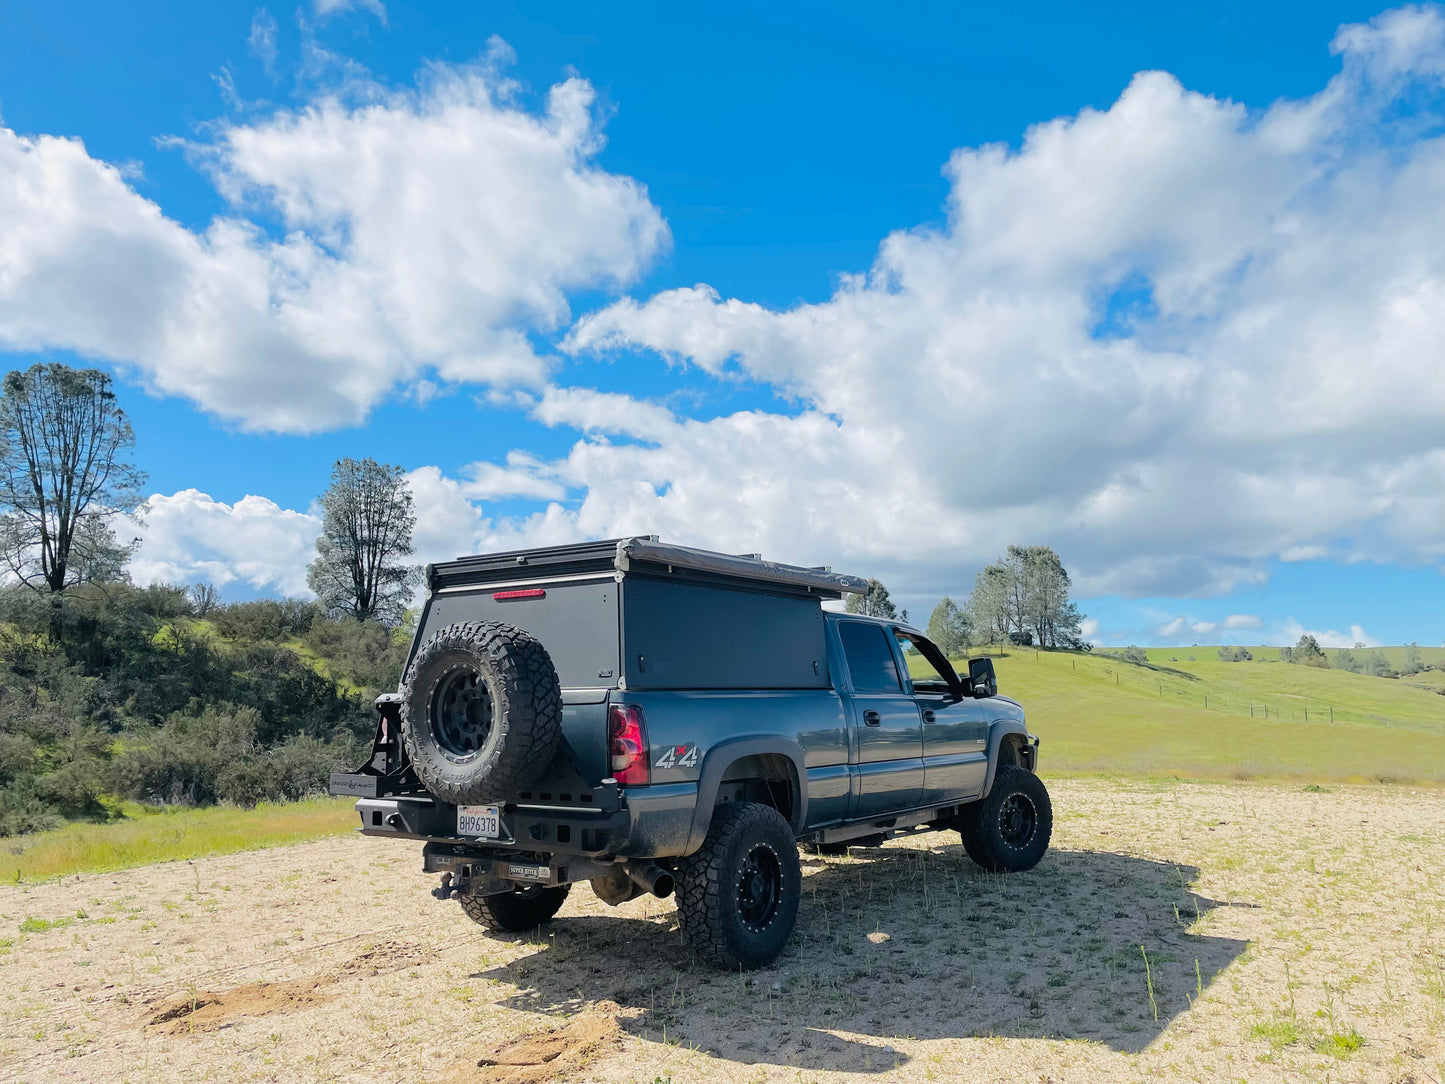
(940, 646), (1445, 784)
(2, 798), (356, 883)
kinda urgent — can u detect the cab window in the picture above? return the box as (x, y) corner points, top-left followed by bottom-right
(839, 622), (903, 693)
(895, 630), (957, 694)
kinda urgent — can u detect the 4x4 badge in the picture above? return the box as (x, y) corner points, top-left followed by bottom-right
(654, 743), (700, 769)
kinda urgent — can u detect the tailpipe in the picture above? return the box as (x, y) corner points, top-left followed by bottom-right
(627, 861), (675, 899)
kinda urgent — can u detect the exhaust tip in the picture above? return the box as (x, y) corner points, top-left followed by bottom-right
(652, 872), (675, 899)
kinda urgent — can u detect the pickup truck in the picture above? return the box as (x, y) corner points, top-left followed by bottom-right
(331, 537), (1050, 970)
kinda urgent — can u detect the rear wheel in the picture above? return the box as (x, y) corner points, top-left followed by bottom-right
(957, 765), (1052, 873)
(678, 802), (801, 970)
(460, 883), (571, 932)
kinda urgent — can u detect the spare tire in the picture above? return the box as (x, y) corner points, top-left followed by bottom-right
(399, 621), (562, 805)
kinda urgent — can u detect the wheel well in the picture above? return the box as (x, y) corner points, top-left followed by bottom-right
(716, 754), (798, 827)
(998, 733), (1035, 772)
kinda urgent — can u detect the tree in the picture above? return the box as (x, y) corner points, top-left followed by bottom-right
(1291, 634), (1329, 668)
(1332, 647), (1361, 673)
(189, 583), (220, 617)
(845, 578), (897, 619)
(306, 458), (419, 625)
(1217, 646), (1253, 662)
(966, 563), (1013, 645)
(1403, 642), (1422, 675)
(965, 544), (1086, 649)
(0, 363), (144, 594)
(927, 597), (972, 659)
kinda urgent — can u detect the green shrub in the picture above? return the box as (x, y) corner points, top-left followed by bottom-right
(304, 617), (409, 693)
(210, 599), (319, 643)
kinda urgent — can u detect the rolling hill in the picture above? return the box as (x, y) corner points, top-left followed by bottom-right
(929, 646), (1445, 784)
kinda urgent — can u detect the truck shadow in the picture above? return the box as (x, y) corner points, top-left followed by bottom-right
(473, 839), (1249, 1071)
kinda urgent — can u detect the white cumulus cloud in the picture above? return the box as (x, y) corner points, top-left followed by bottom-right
(0, 50), (668, 433)
(128, 490), (321, 595)
(551, 5), (1445, 598)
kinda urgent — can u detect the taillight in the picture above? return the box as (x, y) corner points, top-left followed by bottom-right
(607, 704), (650, 786)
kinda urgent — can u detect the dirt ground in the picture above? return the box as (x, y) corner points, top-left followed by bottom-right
(2, 777), (1443, 1084)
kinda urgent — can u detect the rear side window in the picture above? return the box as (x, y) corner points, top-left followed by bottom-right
(839, 622), (903, 693)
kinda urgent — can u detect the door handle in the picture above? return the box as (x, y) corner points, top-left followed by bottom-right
(922, 709), (936, 723)
(863, 710), (881, 726)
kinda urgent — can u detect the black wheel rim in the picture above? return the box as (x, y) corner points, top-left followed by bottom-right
(998, 792), (1037, 847)
(736, 843), (783, 932)
(431, 667), (494, 757)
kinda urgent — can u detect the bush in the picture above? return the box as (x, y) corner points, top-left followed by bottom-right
(0, 582), (375, 834)
(210, 598), (319, 643)
(111, 709), (362, 809)
(1121, 646), (1149, 664)
(110, 708), (261, 806)
(1217, 646), (1253, 662)
(304, 617), (409, 693)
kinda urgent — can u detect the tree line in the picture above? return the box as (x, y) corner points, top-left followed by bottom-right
(0, 362), (422, 835)
(845, 543), (1090, 660)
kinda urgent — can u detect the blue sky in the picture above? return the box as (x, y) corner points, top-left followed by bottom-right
(1, 0), (1442, 646)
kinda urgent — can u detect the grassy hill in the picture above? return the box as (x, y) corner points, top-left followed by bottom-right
(942, 646), (1445, 784)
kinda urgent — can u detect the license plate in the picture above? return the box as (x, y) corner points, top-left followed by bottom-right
(508, 863), (549, 882)
(456, 805), (500, 838)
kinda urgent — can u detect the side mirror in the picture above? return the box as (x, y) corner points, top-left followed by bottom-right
(968, 657), (997, 699)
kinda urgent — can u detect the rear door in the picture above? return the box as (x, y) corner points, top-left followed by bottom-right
(836, 620), (924, 819)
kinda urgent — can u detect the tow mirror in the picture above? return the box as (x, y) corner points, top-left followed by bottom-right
(968, 657), (997, 699)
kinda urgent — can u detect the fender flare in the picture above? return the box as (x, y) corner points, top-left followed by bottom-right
(684, 737), (809, 854)
(981, 719), (1038, 797)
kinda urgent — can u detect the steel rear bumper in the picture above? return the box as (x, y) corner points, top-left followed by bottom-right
(352, 782), (698, 859)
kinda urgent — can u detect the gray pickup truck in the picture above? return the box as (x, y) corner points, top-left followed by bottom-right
(331, 537), (1050, 969)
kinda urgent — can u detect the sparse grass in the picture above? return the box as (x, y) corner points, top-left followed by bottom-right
(1250, 1017), (1303, 1048)
(1, 797), (355, 882)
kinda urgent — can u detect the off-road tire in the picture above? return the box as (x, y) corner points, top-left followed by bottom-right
(678, 802), (800, 970)
(460, 883), (571, 932)
(957, 765), (1052, 873)
(400, 621), (561, 805)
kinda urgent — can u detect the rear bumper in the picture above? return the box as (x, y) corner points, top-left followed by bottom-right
(351, 781), (698, 859)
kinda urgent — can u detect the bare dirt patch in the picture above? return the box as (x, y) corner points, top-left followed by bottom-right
(147, 976), (337, 1034)
(143, 940), (425, 1033)
(2, 778), (1443, 1083)
(438, 1001), (624, 1084)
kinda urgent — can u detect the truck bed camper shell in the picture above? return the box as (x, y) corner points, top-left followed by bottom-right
(415, 537), (869, 691)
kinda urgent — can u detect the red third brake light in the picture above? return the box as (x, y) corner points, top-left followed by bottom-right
(607, 704), (650, 786)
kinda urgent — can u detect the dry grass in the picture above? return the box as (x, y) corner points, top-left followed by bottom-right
(2, 777), (1442, 1083)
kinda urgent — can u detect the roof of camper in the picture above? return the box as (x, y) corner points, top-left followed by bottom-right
(429, 537), (869, 598)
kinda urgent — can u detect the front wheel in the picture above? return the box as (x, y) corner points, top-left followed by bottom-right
(460, 883), (570, 932)
(957, 765), (1052, 873)
(678, 802), (801, 970)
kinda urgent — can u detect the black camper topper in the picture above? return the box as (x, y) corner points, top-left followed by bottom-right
(412, 537), (868, 691)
